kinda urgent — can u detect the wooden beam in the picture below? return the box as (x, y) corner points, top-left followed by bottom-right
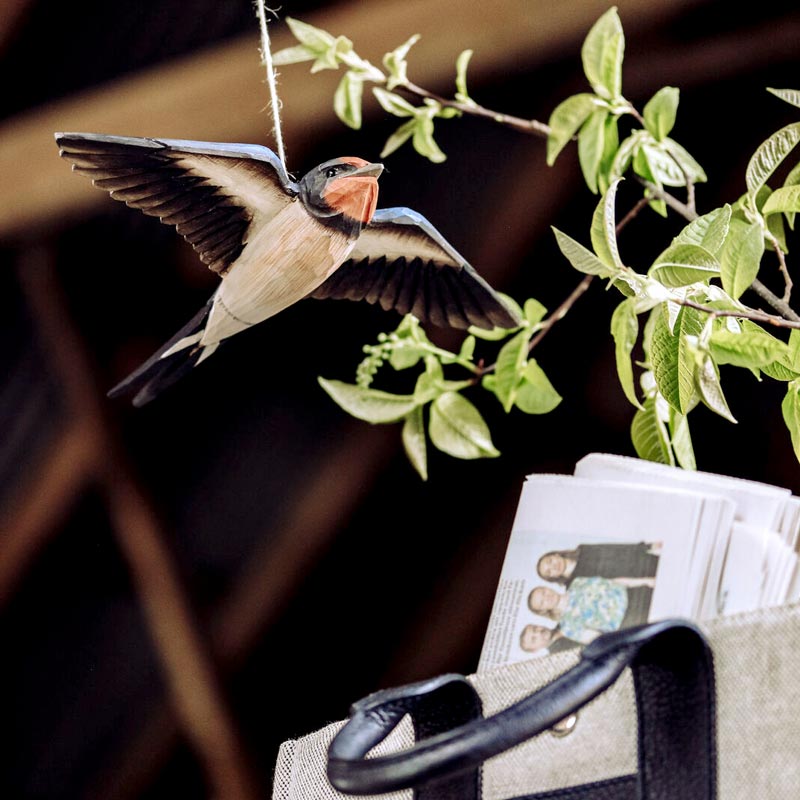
(0, 0), (35, 51)
(19, 250), (261, 800)
(0, 0), (707, 240)
(0, 422), (96, 606)
(87, 423), (399, 800)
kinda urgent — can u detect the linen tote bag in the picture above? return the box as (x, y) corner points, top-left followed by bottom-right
(271, 604), (800, 800)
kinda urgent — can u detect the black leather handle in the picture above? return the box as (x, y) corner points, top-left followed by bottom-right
(328, 619), (716, 799)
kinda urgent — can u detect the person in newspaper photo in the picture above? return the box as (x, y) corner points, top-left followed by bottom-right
(518, 623), (579, 655)
(536, 542), (661, 587)
(527, 574), (655, 647)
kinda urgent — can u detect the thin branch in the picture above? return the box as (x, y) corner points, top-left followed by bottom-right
(526, 274), (594, 353)
(616, 195), (651, 231)
(476, 190), (651, 377)
(639, 178), (800, 322)
(400, 81), (551, 138)
(749, 279), (800, 321)
(640, 178), (698, 221)
(255, 1), (287, 165)
(677, 297), (800, 331)
(766, 231), (793, 304)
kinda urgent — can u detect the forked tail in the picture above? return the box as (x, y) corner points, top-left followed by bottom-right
(108, 299), (216, 407)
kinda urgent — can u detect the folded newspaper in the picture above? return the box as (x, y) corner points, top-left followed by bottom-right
(478, 453), (800, 671)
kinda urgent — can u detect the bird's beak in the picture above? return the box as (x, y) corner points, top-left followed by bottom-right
(350, 162), (384, 178)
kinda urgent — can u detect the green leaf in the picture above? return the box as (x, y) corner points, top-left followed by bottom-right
(402, 405), (428, 480)
(389, 343), (424, 371)
(600, 31), (625, 100)
(746, 122), (800, 198)
(552, 227), (617, 277)
(632, 142), (658, 185)
(720, 219), (765, 300)
(750, 326), (799, 380)
(459, 334), (476, 362)
(767, 87), (800, 110)
(664, 138), (707, 183)
(786, 328), (800, 370)
(546, 94), (598, 166)
(315, 38), (353, 73)
(318, 378), (420, 423)
(386, 315), (433, 369)
(373, 86), (417, 117)
(383, 34), (420, 90)
(762, 360), (800, 381)
(598, 114), (620, 194)
(394, 312), (431, 342)
(767, 207), (788, 253)
(709, 328), (788, 368)
(581, 7), (624, 99)
(649, 243), (720, 287)
(611, 298), (642, 408)
(272, 44), (318, 66)
(643, 87), (679, 141)
(782, 381), (800, 462)
(761, 329), (800, 381)
(637, 141), (685, 187)
(780, 161), (800, 228)
(381, 119), (417, 159)
(412, 115), (447, 163)
(697, 355), (737, 423)
(412, 366), (441, 405)
(578, 109), (608, 193)
(631, 396), (674, 465)
(334, 71), (365, 129)
(469, 325), (515, 342)
(675, 205), (731, 255)
(428, 392), (500, 459)
(590, 178), (623, 268)
(468, 296), (521, 340)
(609, 131), (642, 180)
(283, 17), (335, 53)
(762, 185), (800, 216)
(650, 304), (703, 413)
(515, 360), (562, 414)
(455, 49), (474, 104)
(496, 292), (524, 323)
(668, 407), (696, 470)
(524, 298), (548, 327)
(493, 329), (530, 412)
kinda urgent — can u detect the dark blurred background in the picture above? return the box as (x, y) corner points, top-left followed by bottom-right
(2, 1), (800, 798)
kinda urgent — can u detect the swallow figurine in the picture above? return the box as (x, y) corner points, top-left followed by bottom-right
(55, 132), (520, 406)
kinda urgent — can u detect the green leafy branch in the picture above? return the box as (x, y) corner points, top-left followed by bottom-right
(555, 92), (800, 466)
(273, 16), (549, 163)
(276, 8), (800, 477)
(318, 303), (561, 480)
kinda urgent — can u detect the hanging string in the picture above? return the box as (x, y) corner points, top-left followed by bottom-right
(255, 1), (287, 166)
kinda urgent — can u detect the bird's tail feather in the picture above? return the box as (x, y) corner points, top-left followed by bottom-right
(108, 300), (214, 406)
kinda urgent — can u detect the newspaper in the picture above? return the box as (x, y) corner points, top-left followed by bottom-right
(478, 454), (799, 671)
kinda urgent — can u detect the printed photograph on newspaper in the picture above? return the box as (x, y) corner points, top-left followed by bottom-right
(477, 475), (726, 671)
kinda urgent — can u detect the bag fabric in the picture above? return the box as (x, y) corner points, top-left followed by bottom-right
(271, 604), (800, 800)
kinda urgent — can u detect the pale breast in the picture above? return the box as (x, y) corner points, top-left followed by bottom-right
(202, 201), (356, 345)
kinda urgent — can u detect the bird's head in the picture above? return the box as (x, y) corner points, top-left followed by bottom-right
(299, 157), (384, 232)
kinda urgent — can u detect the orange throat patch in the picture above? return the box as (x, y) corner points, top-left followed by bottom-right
(323, 176), (379, 225)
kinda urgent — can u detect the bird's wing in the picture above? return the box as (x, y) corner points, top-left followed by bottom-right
(56, 132), (299, 275)
(309, 206), (521, 330)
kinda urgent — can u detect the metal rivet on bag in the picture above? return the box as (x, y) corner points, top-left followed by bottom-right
(549, 713), (578, 737)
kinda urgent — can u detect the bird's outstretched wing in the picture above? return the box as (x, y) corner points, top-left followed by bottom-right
(309, 206), (521, 330)
(56, 133), (299, 275)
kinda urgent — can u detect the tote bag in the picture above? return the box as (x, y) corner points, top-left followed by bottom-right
(272, 604), (800, 800)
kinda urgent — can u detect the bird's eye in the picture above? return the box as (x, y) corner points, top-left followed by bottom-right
(325, 166), (339, 178)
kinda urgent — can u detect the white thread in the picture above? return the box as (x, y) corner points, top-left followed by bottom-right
(255, 1), (287, 166)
